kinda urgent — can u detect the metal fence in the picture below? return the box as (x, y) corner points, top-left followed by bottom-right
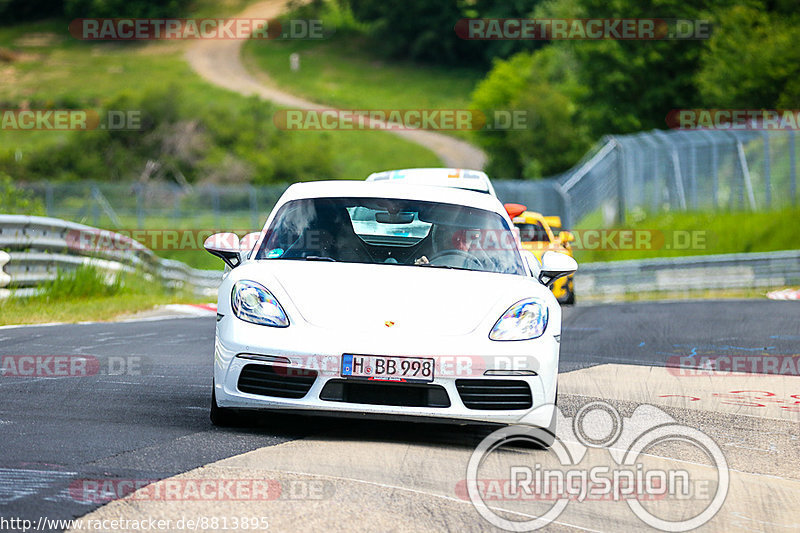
(12, 129), (800, 231)
(18, 182), (290, 232)
(545, 129), (798, 227)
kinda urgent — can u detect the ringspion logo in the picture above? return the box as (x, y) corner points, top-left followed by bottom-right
(467, 402), (728, 531)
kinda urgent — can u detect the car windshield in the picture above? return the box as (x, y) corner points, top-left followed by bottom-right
(518, 223), (550, 242)
(255, 197), (526, 275)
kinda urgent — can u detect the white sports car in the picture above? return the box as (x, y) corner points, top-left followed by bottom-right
(204, 180), (576, 438)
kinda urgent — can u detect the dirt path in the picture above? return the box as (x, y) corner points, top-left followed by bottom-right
(185, 0), (487, 170)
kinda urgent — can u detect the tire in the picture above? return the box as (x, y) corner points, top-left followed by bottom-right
(563, 288), (575, 305)
(560, 279), (575, 305)
(210, 387), (243, 427)
(537, 385), (559, 449)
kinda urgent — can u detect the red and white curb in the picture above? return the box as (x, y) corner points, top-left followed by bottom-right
(767, 288), (800, 300)
(163, 303), (218, 316)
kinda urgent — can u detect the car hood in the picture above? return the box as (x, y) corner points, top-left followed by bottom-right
(240, 261), (544, 336)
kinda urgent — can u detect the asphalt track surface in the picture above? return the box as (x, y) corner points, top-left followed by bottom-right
(0, 300), (798, 532)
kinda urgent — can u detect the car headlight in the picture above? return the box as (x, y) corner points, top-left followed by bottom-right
(231, 280), (289, 327)
(489, 298), (548, 341)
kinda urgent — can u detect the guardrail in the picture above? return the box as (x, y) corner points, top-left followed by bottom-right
(576, 250), (800, 297)
(0, 215), (221, 298)
(4, 215), (796, 301)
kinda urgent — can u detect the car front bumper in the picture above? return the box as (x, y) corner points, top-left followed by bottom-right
(213, 316), (559, 427)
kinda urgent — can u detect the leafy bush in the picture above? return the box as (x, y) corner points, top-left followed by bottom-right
(0, 0), (193, 23)
(0, 0), (63, 24)
(347, 0), (479, 65)
(64, 0), (192, 19)
(470, 47), (591, 178)
(0, 87), (339, 184)
(697, 4), (800, 108)
(0, 172), (45, 214)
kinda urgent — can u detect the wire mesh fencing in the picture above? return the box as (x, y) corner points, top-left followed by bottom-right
(13, 128), (799, 231)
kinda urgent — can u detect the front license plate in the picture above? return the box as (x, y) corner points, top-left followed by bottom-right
(341, 354), (434, 383)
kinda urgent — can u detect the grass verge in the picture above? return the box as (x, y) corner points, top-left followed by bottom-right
(0, 266), (206, 326)
(578, 287), (782, 303)
(0, 17), (440, 183)
(573, 208), (800, 263)
(244, 36), (479, 113)
(242, 3), (482, 141)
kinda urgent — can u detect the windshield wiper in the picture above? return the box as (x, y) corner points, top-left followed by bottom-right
(416, 263), (472, 271)
(277, 255), (337, 262)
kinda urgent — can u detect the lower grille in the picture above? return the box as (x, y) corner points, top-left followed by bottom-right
(320, 379), (450, 408)
(455, 379), (532, 410)
(237, 364), (317, 399)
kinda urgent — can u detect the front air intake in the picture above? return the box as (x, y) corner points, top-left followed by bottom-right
(237, 364), (317, 399)
(319, 379), (450, 408)
(455, 379), (532, 410)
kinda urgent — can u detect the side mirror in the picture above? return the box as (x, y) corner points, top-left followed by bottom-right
(539, 251), (577, 287)
(560, 231), (575, 244)
(504, 203), (527, 219)
(239, 231), (261, 259)
(204, 232), (242, 269)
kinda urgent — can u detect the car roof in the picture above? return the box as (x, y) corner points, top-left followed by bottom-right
(515, 211), (545, 224)
(276, 180), (505, 214)
(514, 211), (562, 229)
(365, 168), (496, 196)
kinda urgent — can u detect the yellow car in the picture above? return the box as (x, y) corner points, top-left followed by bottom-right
(513, 211), (576, 304)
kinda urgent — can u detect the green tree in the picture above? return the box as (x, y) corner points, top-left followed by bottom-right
(471, 46), (591, 178)
(348, 0), (475, 64)
(568, 0), (722, 137)
(697, 3), (800, 108)
(63, 0), (191, 18)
